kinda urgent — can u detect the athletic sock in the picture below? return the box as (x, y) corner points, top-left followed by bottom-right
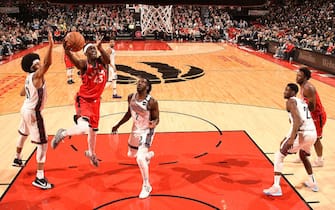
(274, 175), (281, 187)
(308, 174), (316, 184)
(37, 170), (44, 179)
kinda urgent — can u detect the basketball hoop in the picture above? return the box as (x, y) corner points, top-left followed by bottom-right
(140, 4), (173, 36)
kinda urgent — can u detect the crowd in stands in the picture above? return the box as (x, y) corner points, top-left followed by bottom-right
(1, 0), (334, 61)
(234, 0), (335, 59)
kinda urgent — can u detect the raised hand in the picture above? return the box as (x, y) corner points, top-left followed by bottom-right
(95, 34), (104, 48)
(47, 29), (54, 46)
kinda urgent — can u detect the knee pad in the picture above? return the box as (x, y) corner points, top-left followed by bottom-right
(36, 144), (48, 163)
(274, 151), (285, 173)
(127, 141), (138, 158)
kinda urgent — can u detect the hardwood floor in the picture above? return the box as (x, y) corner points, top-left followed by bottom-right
(0, 42), (334, 209)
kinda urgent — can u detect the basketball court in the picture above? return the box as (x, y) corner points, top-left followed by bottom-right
(0, 36), (335, 209)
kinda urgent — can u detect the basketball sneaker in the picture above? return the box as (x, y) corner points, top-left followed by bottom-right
(32, 177), (54, 190)
(139, 184), (152, 199)
(112, 94), (122, 99)
(312, 159), (324, 167)
(67, 79), (75, 84)
(51, 128), (66, 149)
(304, 181), (319, 192)
(12, 158), (24, 167)
(85, 150), (99, 167)
(146, 151), (155, 164)
(263, 185), (282, 196)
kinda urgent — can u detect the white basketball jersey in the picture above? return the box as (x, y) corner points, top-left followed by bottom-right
(288, 97), (315, 132)
(22, 73), (47, 111)
(130, 93), (151, 130)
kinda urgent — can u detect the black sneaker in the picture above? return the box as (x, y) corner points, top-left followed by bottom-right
(32, 177), (54, 190)
(112, 94), (122, 99)
(67, 79), (75, 84)
(12, 158), (24, 167)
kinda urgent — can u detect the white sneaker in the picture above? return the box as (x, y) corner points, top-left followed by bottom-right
(139, 185), (152, 199)
(304, 181), (319, 192)
(312, 159), (324, 167)
(263, 185), (282, 196)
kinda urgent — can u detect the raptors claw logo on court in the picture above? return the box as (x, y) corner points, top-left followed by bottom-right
(115, 62), (205, 84)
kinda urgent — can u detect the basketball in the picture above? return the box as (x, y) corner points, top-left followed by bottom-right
(64, 32), (85, 52)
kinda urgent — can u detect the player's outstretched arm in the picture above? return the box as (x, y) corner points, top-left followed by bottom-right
(33, 30), (54, 88)
(96, 35), (110, 65)
(112, 94), (132, 133)
(35, 30), (54, 78)
(111, 107), (131, 133)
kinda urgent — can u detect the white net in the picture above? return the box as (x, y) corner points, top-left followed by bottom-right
(140, 5), (173, 36)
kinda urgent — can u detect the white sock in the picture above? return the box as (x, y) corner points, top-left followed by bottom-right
(274, 175), (281, 187)
(308, 174), (316, 184)
(144, 179), (150, 186)
(317, 156), (323, 161)
(37, 170), (44, 179)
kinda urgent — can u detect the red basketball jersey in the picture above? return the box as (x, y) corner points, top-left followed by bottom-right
(78, 59), (107, 99)
(301, 89), (326, 117)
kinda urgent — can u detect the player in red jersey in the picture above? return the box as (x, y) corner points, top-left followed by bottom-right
(296, 66), (327, 167)
(51, 35), (110, 167)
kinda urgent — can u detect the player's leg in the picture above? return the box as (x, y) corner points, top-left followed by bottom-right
(313, 137), (323, 166)
(32, 143), (53, 189)
(51, 96), (90, 149)
(29, 112), (53, 189)
(136, 130), (155, 198)
(84, 128), (99, 167)
(111, 70), (121, 98)
(312, 114), (326, 167)
(264, 136), (296, 196)
(263, 150), (285, 196)
(13, 116), (29, 167)
(83, 99), (101, 167)
(137, 145), (153, 199)
(51, 117), (90, 149)
(300, 132), (318, 191)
